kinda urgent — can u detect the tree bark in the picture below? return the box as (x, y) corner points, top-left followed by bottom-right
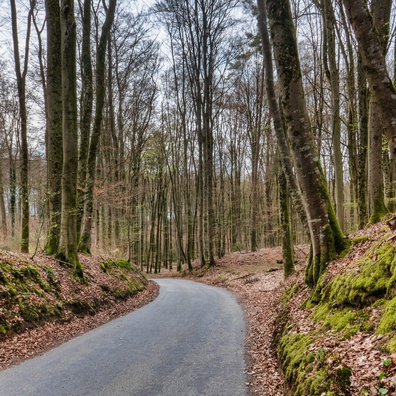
(10, 0), (31, 253)
(58, 0), (83, 278)
(45, 0), (63, 254)
(265, 0), (345, 286)
(77, 0), (93, 237)
(256, 0), (307, 229)
(320, 0), (344, 231)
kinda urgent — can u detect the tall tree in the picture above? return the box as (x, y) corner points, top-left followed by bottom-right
(45, 0), (63, 254)
(264, 0), (345, 285)
(10, 0), (33, 253)
(79, 0), (117, 254)
(58, 0), (83, 277)
(77, 0), (93, 237)
(319, 0), (344, 230)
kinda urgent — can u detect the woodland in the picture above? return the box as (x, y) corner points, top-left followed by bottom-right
(0, 0), (394, 280)
(1, 0), (396, 394)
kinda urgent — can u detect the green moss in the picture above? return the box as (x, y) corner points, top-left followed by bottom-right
(351, 236), (369, 245)
(279, 331), (333, 395)
(313, 303), (371, 339)
(387, 334), (396, 353)
(377, 297), (396, 334)
(316, 238), (396, 308)
(368, 196), (389, 225)
(112, 278), (144, 299)
(100, 258), (132, 273)
(0, 324), (7, 335)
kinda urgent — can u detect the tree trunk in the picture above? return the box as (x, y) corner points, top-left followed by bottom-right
(265, 0), (345, 286)
(279, 163), (294, 277)
(320, 0), (344, 231)
(58, 0), (83, 278)
(357, 52), (369, 228)
(45, 0), (63, 254)
(256, 0), (307, 230)
(77, 0), (93, 237)
(10, 0), (31, 253)
(79, 0), (117, 254)
(368, 99), (388, 222)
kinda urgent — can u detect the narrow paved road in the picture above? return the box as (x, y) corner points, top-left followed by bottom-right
(0, 279), (247, 395)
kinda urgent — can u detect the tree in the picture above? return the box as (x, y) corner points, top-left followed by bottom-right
(318, 0), (344, 231)
(10, 0), (33, 253)
(264, 0), (345, 285)
(79, 0), (117, 254)
(342, 0), (396, 163)
(57, 0), (83, 278)
(45, 0), (63, 254)
(77, 0), (93, 238)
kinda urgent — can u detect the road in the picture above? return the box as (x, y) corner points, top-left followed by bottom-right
(0, 279), (247, 395)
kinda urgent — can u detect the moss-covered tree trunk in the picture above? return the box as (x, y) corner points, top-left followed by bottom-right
(45, 0), (63, 255)
(357, 52), (369, 228)
(256, 0), (307, 229)
(279, 164), (295, 277)
(368, 99), (388, 223)
(265, 0), (345, 286)
(58, 0), (83, 278)
(79, 0), (117, 254)
(351, 0), (392, 224)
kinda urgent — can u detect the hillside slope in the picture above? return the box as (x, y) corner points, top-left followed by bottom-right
(0, 252), (158, 369)
(276, 220), (396, 395)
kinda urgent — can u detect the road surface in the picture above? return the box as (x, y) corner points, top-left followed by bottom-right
(0, 279), (247, 395)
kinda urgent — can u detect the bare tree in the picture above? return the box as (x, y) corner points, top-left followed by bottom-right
(10, 0), (34, 252)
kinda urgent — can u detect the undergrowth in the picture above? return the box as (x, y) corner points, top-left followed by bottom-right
(277, 229), (396, 395)
(0, 255), (147, 339)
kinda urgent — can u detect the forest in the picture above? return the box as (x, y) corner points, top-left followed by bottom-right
(0, 0), (395, 282)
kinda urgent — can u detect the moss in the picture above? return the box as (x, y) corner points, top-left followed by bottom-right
(100, 258), (132, 273)
(377, 297), (396, 334)
(387, 334), (396, 353)
(43, 266), (56, 282)
(112, 278), (144, 299)
(351, 236), (369, 245)
(18, 301), (61, 323)
(314, 238), (396, 308)
(0, 324), (7, 335)
(313, 303), (371, 339)
(333, 366), (352, 395)
(368, 196), (389, 225)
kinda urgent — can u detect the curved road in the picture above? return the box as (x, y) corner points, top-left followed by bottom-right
(0, 279), (247, 395)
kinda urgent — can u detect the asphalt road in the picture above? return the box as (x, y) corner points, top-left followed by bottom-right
(0, 279), (247, 396)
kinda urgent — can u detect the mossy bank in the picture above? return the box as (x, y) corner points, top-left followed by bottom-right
(277, 220), (396, 395)
(0, 251), (148, 339)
